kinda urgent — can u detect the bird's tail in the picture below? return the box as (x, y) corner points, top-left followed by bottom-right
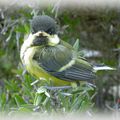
(93, 65), (116, 72)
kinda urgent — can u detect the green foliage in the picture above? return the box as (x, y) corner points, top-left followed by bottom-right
(0, 68), (95, 113)
(73, 39), (80, 52)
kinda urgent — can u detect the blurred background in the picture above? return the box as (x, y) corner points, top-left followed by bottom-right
(0, 0), (120, 114)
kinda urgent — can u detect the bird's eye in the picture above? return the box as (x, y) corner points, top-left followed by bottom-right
(46, 28), (54, 35)
(48, 31), (52, 34)
(46, 30), (52, 35)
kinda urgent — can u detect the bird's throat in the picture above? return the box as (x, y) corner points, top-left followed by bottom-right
(48, 35), (60, 46)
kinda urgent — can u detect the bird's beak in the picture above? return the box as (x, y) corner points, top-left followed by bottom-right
(32, 36), (48, 46)
(31, 32), (60, 46)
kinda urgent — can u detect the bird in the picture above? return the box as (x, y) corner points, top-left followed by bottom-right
(20, 15), (109, 87)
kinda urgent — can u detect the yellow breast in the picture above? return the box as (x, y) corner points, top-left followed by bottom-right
(22, 47), (71, 86)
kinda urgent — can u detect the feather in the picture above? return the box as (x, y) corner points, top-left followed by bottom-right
(33, 43), (96, 83)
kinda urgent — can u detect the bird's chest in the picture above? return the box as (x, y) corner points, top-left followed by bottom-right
(21, 46), (72, 86)
(23, 47), (41, 75)
(23, 47), (36, 66)
(22, 47), (51, 78)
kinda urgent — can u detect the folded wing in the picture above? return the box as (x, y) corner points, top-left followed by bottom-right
(33, 44), (96, 83)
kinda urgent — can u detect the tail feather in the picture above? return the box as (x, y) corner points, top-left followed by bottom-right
(93, 65), (116, 72)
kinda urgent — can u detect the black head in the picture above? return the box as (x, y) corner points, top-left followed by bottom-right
(31, 15), (57, 35)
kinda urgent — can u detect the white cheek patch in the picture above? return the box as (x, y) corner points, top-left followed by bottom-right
(48, 35), (60, 46)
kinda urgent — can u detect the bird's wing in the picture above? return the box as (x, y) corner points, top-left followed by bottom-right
(52, 59), (96, 83)
(33, 44), (96, 82)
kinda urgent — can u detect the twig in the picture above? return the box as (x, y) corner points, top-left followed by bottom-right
(44, 86), (72, 91)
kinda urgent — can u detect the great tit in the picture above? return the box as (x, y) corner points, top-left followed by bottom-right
(20, 15), (96, 86)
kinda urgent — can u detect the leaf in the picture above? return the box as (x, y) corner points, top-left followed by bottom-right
(45, 91), (50, 98)
(42, 97), (50, 106)
(31, 79), (39, 86)
(14, 94), (26, 107)
(15, 26), (26, 33)
(34, 93), (43, 106)
(0, 93), (6, 111)
(80, 98), (92, 112)
(37, 87), (46, 94)
(24, 24), (30, 34)
(18, 107), (32, 112)
(73, 39), (80, 52)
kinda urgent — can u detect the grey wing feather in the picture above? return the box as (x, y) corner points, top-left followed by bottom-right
(33, 44), (96, 83)
(52, 60), (96, 83)
(33, 45), (72, 72)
